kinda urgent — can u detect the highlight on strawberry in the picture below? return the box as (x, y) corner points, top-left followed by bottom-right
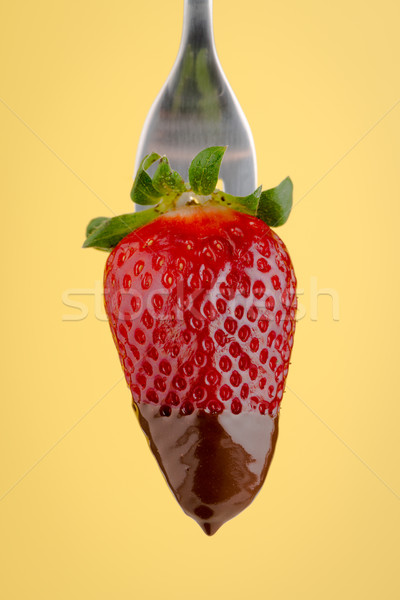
(84, 147), (297, 535)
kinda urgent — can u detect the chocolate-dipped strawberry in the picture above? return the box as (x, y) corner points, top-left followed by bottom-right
(84, 147), (296, 535)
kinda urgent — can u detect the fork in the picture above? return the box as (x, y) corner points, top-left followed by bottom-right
(134, 0), (257, 196)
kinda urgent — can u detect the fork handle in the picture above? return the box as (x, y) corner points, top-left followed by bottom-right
(180, 0), (215, 52)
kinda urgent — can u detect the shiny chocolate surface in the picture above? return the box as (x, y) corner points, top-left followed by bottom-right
(136, 403), (279, 535)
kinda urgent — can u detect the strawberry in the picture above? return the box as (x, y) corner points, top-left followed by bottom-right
(84, 147), (296, 535)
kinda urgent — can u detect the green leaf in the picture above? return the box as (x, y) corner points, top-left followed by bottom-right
(83, 207), (164, 251)
(213, 186), (262, 215)
(257, 177), (293, 227)
(152, 157), (186, 195)
(86, 216), (108, 237)
(188, 146), (226, 195)
(130, 153), (163, 205)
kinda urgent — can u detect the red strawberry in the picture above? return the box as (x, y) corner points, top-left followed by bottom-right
(84, 147), (296, 535)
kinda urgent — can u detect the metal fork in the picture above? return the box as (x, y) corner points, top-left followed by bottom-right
(134, 0), (257, 196)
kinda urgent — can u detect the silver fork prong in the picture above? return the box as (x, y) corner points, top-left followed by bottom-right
(134, 0), (257, 197)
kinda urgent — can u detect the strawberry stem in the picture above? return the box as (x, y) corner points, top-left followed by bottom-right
(84, 147), (293, 252)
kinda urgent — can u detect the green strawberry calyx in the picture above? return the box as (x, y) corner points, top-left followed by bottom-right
(83, 146), (293, 252)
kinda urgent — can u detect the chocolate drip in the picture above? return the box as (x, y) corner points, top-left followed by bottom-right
(135, 404), (279, 535)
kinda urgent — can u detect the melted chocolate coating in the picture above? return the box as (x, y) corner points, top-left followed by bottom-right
(135, 403), (279, 535)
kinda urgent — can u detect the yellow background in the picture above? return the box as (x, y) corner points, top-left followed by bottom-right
(1, 0), (399, 598)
